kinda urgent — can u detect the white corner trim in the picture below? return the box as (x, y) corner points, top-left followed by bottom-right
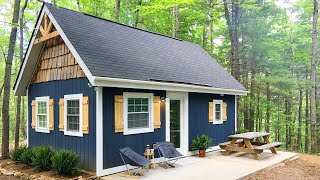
(93, 76), (247, 96)
(63, 94), (83, 137)
(26, 88), (29, 147)
(123, 92), (154, 135)
(35, 96), (50, 133)
(96, 87), (103, 177)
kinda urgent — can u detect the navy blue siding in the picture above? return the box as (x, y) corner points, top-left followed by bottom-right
(28, 78), (96, 171)
(188, 93), (236, 147)
(102, 87), (166, 169)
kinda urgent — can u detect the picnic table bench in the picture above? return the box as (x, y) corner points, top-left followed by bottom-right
(219, 132), (282, 160)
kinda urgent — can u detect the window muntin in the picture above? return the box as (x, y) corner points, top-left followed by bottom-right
(67, 99), (80, 132)
(213, 100), (223, 124)
(35, 96), (49, 133)
(123, 93), (154, 135)
(127, 98), (149, 129)
(64, 94), (83, 137)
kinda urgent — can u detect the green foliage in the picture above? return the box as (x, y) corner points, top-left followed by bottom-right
(10, 146), (27, 162)
(51, 149), (80, 175)
(235, 128), (249, 134)
(20, 147), (34, 165)
(31, 146), (55, 171)
(191, 134), (212, 151)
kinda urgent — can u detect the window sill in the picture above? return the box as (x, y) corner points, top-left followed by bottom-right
(124, 128), (154, 135)
(35, 128), (50, 133)
(64, 131), (83, 137)
(212, 121), (223, 125)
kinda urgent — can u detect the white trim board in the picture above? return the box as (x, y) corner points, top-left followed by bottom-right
(93, 76), (247, 96)
(165, 91), (189, 156)
(96, 87), (103, 177)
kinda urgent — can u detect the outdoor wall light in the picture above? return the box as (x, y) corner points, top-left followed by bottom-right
(161, 96), (167, 102)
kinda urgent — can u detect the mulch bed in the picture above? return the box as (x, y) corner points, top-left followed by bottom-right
(0, 159), (96, 180)
(241, 153), (320, 180)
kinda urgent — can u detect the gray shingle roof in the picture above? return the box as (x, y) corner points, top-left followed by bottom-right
(46, 3), (246, 91)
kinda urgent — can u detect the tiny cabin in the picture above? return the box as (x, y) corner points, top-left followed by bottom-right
(14, 3), (247, 177)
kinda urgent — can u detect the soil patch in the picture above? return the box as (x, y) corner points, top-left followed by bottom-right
(0, 159), (94, 179)
(241, 153), (320, 180)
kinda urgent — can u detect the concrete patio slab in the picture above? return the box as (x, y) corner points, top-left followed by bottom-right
(101, 150), (297, 180)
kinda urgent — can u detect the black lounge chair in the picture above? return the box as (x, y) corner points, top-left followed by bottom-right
(119, 147), (151, 178)
(155, 141), (183, 168)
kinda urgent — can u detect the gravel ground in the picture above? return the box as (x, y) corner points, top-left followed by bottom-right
(241, 153), (320, 180)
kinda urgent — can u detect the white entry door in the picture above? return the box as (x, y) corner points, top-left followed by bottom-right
(166, 92), (188, 155)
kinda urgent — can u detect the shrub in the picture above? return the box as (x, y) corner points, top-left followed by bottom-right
(10, 146), (28, 162)
(31, 146), (55, 170)
(51, 149), (80, 175)
(20, 147), (34, 165)
(191, 134), (212, 151)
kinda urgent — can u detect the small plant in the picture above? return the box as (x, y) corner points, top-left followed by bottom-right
(31, 146), (55, 170)
(51, 149), (80, 175)
(10, 146), (28, 162)
(20, 147), (34, 165)
(235, 127), (248, 134)
(191, 134), (212, 157)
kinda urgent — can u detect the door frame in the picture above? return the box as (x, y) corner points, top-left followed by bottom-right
(165, 91), (189, 155)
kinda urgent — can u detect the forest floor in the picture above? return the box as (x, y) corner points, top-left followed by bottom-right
(241, 153), (320, 180)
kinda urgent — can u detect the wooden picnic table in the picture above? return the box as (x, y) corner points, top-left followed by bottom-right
(219, 132), (281, 160)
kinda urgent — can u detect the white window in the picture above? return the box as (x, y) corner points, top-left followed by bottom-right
(213, 100), (223, 124)
(123, 92), (154, 135)
(35, 96), (50, 133)
(64, 94), (83, 137)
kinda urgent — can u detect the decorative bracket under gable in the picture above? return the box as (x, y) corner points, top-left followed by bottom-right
(34, 13), (59, 44)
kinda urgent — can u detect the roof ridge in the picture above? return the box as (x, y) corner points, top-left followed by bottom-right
(44, 2), (183, 42)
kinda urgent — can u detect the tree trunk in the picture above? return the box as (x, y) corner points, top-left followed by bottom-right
(297, 88), (303, 151)
(305, 85), (310, 153)
(310, 0), (318, 154)
(133, 0), (142, 27)
(243, 59), (249, 130)
(114, 0), (120, 22)
(265, 73), (270, 132)
(15, 0), (28, 149)
(171, 6), (179, 38)
(249, 67), (256, 132)
(2, 0), (21, 158)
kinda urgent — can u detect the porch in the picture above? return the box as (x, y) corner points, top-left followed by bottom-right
(102, 150), (296, 180)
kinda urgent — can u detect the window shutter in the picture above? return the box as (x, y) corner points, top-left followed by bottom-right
(82, 96), (89, 134)
(222, 102), (227, 121)
(49, 99), (54, 130)
(114, 95), (124, 133)
(31, 100), (36, 129)
(59, 98), (64, 131)
(154, 96), (161, 129)
(209, 102), (214, 123)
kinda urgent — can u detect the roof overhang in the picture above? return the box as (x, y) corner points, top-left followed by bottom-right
(92, 76), (247, 96)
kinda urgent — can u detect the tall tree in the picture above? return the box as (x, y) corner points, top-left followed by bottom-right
(2, 0), (21, 157)
(171, 6), (179, 38)
(310, 0), (318, 153)
(15, 0), (28, 149)
(114, 0), (120, 22)
(297, 88), (303, 151)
